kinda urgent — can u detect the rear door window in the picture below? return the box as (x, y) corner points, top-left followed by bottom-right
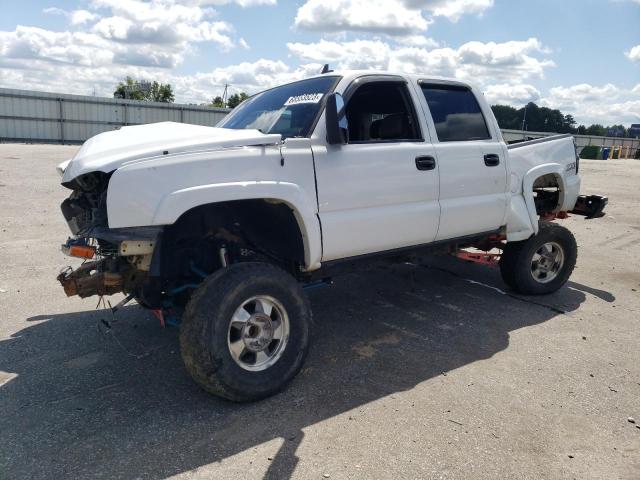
(420, 84), (490, 142)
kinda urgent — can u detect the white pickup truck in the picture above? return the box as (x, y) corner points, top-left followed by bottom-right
(56, 70), (607, 401)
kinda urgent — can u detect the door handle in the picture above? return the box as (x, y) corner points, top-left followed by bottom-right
(484, 154), (500, 167)
(415, 155), (436, 171)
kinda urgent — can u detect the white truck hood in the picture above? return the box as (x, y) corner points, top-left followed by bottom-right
(60, 121), (281, 183)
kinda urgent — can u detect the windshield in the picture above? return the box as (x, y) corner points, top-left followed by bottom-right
(217, 76), (339, 138)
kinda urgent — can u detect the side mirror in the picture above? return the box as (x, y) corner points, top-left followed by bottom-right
(325, 93), (348, 145)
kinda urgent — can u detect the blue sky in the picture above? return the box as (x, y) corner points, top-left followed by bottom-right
(1, 0), (638, 125)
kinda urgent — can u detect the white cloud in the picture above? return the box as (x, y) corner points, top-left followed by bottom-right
(294, 0), (493, 35)
(544, 83), (620, 109)
(288, 39), (394, 70)
(405, 0), (494, 22)
(0, 0), (272, 100)
(0, 56), (155, 96)
(579, 100), (640, 125)
(91, 0), (212, 24)
(394, 35), (439, 48)
(42, 7), (66, 16)
(626, 44), (640, 62)
(172, 60), (324, 101)
(43, 7), (100, 25)
(70, 10), (100, 25)
(387, 46), (459, 76)
(542, 83), (640, 125)
(90, 0), (235, 50)
(233, 0), (276, 5)
(458, 38), (549, 66)
(199, 0), (276, 5)
(0, 26), (113, 67)
(287, 37), (553, 85)
(294, 0), (429, 35)
(0, 25), (192, 70)
(4, 0), (253, 81)
(483, 83), (541, 106)
(632, 84), (640, 94)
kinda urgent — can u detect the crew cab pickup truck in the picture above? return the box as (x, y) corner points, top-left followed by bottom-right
(56, 70), (607, 401)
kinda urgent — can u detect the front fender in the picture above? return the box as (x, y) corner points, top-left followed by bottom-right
(106, 145), (321, 270)
(152, 181), (322, 270)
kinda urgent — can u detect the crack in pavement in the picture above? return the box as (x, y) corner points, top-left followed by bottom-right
(418, 263), (568, 315)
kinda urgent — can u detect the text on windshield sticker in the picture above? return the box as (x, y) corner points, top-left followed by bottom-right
(284, 93), (324, 106)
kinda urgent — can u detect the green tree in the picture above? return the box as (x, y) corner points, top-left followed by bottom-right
(585, 124), (606, 136)
(148, 81), (175, 103)
(491, 102), (576, 133)
(606, 124), (627, 137)
(210, 96), (225, 108)
(490, 105), (521, 130)
(492, 102), (634, 138)
(227, 92), (249, 108)
(562, 115), (577, 133)
(114, 77), (145, 100)
(113, 77), (174, 103)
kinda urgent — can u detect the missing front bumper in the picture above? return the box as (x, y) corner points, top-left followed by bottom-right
(57, 261), (123, 298)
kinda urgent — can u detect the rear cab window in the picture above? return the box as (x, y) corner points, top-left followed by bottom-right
(419, 83), (491, 142)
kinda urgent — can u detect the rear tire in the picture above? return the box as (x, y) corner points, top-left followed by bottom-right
(499, 222), (577, 295)
(180, 262), (312, 402)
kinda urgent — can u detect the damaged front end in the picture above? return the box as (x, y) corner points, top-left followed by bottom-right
(57, 235), (159, 299)
(57, 170), (162, 302)
(57, 260), (123, 298)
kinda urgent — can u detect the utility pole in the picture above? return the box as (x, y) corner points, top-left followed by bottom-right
(521, 103), (528, 133)
(222, 84), (229, 108)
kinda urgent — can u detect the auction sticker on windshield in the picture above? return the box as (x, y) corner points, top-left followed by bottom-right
(284, 93), (324, 106)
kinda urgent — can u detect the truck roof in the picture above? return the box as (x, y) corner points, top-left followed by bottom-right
(303, 70), (477, 90)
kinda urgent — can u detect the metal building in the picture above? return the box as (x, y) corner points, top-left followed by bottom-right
(0, 87), (230, 144)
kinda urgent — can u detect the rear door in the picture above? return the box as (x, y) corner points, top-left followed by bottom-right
(416, 81), (508, 241)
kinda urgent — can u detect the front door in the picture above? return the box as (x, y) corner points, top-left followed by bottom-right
(313, 79), (440, 261)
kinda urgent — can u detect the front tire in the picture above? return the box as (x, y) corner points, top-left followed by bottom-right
(499, 222), (577, 295)
(179, 262), (311, 402)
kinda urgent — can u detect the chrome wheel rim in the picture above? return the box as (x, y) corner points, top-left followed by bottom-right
(227, 295), (290, 372)
(531, 241), (565, 284)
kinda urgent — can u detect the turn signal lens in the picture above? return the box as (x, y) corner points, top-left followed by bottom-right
(69, 245), (96, 259)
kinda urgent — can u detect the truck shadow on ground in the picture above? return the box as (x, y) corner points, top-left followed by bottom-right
(0, 260), (593, 479)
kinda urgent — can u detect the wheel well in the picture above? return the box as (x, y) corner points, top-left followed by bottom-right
(533, 173), (560, 189)
(532, 173), (562, 214)
(159, 199), (306, 285)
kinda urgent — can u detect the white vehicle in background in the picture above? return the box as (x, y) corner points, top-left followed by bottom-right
(56, 70), (607, 401)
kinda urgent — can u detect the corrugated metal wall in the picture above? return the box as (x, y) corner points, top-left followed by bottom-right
(0, 87), (230, 144)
